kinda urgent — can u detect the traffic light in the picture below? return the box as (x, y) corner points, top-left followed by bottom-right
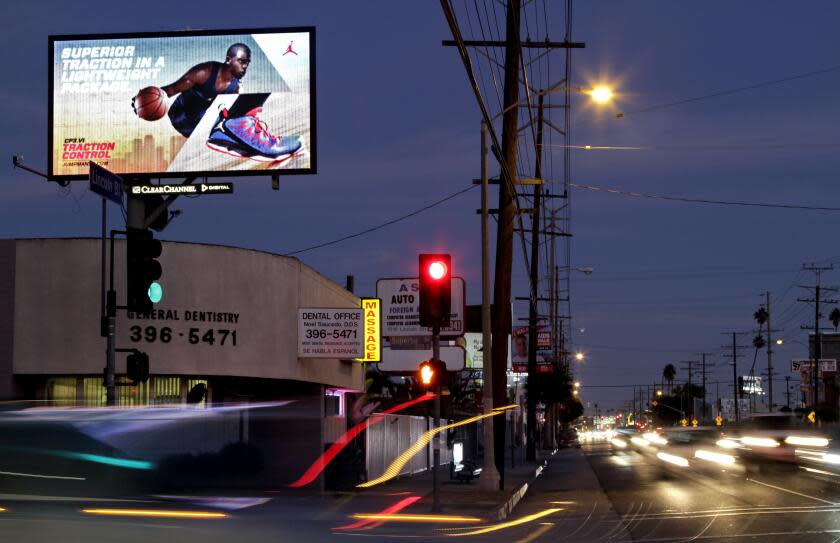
(418, 254), (451, 327)
(126, 351), (149, 384)
(418, 359), (447, 388)
(127, 227), (162, 313)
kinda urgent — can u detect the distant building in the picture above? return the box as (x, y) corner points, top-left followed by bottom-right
(793, 333), (840, 407)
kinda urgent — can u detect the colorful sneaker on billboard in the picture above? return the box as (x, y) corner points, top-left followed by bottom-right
(207, 107), (302, 162)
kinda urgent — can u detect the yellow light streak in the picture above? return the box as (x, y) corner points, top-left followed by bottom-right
(656, 451), (689, 467)
(358, 407), (514, 488)
(694, 449), (736, 466)
(350, 513), (481, 523)
(0, 508), (5, 512)
(514, 522), (554, 543)
(493, 404), (518, 411)
(642, 432), (668, 445)
(81, 508), (228, 519)
(444, 508), (561, 537)
(785, 436), (829, 447)
(630, 437), (650, 448)
(716, 439), (741, 450)
(741, 436), (780, 448)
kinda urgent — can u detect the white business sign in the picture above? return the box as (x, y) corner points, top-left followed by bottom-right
(463, 332), (513, 370)
(791, 359), (837, 373)
(376, 277), (466, 337)
(379, 345), (466, 372)
(297, 308), (364, 358)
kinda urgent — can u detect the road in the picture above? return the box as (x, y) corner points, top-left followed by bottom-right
(5, 441), (840, 542)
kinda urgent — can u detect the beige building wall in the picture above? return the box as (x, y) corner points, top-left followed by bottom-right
(9, 238), (365, 391)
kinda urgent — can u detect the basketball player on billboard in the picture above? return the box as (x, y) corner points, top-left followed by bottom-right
(132, 43), (301, 163)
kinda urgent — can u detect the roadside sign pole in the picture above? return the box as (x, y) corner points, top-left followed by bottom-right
(432, 324), (442, 513)
(90, 162), (124, 407)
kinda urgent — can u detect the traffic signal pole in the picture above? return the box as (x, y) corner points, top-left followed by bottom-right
(432, 324), (442, 513)
(106, 188), (147, 406)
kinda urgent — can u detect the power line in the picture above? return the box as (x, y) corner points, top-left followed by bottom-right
(571, 182), (840, 212)
(616, 63), (840, 118)
(282, 183), (476, 256)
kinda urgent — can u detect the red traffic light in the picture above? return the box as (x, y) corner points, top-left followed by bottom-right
(419, 254), (452, 327)
(427, 260), (448, 280)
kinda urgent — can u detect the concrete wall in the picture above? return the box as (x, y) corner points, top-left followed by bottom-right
(9, 238), (365, 391)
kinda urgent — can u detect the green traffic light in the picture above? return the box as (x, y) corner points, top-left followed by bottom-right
(148, 282), (163, 304)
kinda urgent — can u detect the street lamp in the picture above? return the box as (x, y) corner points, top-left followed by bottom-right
(587, 86), (613, 104)
(656, 390), (663, 397)
(574, 381), (581, 388)
(575, 352), (585, 361)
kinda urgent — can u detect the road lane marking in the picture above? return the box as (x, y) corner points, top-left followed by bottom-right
(747, 477), (836, 505)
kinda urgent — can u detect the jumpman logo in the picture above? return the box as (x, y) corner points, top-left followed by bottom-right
(283, 41), (298, 56)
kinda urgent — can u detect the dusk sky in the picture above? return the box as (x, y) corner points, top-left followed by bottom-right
(4, 1), (839, 410)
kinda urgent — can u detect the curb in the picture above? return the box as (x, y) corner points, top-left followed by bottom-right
(493, 450), (556, 520)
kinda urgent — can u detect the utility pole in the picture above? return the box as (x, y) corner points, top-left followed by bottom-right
(696, 352), (715, 423)
(441, 0), (585, 486)
(765, 291), (774, 411)
(785, 375), (792, 409)
(479, 123), (500, 491)
(721, 332), (749, 423)
(680, 360), (697, 419)
(525, 95), (544, 462)
(798, 264), (837, 410)
(490, 0), (521, 489)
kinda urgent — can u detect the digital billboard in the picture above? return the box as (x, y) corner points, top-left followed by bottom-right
(50, 27), (315, 180)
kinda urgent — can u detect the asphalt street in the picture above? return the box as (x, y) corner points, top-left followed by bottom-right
(6, 441), (840, 542)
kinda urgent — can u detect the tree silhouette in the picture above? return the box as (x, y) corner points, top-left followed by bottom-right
(662, 363), (676, 394)
(830, 308), (840, 332)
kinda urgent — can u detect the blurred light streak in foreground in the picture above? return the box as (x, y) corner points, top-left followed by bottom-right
(289, 393), (435, 487)
(350, 513), (482, 523)
(81, 508), (228, 519)
(0, 469), (85, 480)
(357, 406), (514, 488)
(333, 496), (421, 531)
(443, 508), (561, 537)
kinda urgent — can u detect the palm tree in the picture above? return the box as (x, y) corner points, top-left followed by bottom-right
(830, 308), (840, 332)
(662, 363), (676, 394)
(754, 307), (769, 327)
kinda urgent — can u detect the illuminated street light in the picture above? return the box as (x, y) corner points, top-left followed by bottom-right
(656, 390), (663, 397)
(776, 339), (784, 345)
(575, 352), (584, 361)
(588, 86), (614, 104)
(574, 381), (581, 388)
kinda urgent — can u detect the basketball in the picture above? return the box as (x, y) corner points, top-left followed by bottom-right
(133, 87), (168, 121)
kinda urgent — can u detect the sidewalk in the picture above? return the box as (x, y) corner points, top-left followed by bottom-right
(367, 445), (630, 540)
